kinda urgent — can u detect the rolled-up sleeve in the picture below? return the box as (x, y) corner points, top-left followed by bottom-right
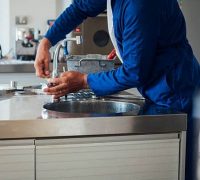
(88, 0), (159, 96)
(45, 0), (106, 46)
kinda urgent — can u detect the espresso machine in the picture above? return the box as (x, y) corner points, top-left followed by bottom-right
(68, 12), (113, 55)
(15, 28), (39, 61)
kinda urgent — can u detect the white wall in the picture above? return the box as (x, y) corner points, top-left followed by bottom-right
(0, 0), (10, 54)
(182, 0), (200, 62)
(56, 0), (72, 16)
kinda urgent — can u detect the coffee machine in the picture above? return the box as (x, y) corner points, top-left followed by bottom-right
(15, 28), (39, 61)
(68, 12), (113, 55)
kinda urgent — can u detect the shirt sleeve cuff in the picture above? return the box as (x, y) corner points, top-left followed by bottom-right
(44, 32), (57, 47)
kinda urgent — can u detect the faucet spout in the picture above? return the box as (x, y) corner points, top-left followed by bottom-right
(52, 43), (62, 78)
(52, 35), (82, 79)
(66, 36), (82, 45)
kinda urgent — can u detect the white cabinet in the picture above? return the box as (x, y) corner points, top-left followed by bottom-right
(35, 134), (180, 180)
(0, 140), (35, 180)
(0, 133), (185, 180)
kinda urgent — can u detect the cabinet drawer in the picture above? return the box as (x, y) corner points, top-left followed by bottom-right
(36, 135), (179, 180)
(0, 140), (35, 180)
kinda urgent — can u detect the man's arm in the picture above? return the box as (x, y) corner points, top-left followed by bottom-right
(35, 0), (106, 78)
(87, 0), (160, 96)
(45, 0), (107, 46)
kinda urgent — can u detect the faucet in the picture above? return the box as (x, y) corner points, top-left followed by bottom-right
(52, 35), (82, 78)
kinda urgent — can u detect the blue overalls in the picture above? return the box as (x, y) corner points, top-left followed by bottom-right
(45, 0), (200, 179)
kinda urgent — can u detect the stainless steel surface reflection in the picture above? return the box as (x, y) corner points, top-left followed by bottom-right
(0, 94), (187, 139)
(43, 100), (140, 115)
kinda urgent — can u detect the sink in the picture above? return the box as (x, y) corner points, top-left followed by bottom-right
(43, 100), (140, 115)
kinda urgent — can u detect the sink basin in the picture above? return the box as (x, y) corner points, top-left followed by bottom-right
(43, 100), (140, 115)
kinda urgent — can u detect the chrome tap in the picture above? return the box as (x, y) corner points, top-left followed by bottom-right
(52, 35), (82, 78)
(65, 36), (82, 45)
(52, 43), (62, 78)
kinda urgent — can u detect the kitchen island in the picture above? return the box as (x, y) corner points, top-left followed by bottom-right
(0, 93), (186, 180)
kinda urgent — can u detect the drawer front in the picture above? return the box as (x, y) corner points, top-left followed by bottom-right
(0, 140), (35, 180)
(36, 135), (179, 180)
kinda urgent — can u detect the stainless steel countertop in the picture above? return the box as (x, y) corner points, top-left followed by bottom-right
(0, 94), (187, 140)
(0, 59), (35, 73)
(0, 59), (66, 73)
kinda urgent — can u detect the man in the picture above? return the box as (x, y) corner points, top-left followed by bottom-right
(34, 0), (200, 179)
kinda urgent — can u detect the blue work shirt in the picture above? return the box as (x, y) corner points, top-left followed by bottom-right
(45, 0), (200, 112)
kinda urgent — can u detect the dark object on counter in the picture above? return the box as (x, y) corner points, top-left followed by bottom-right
(0, 45), (3, 59)
(0, 89), (15, 101)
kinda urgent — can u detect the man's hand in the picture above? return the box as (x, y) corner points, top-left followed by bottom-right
(34, 38), (52, 78)
(43, 71), (88, 99)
